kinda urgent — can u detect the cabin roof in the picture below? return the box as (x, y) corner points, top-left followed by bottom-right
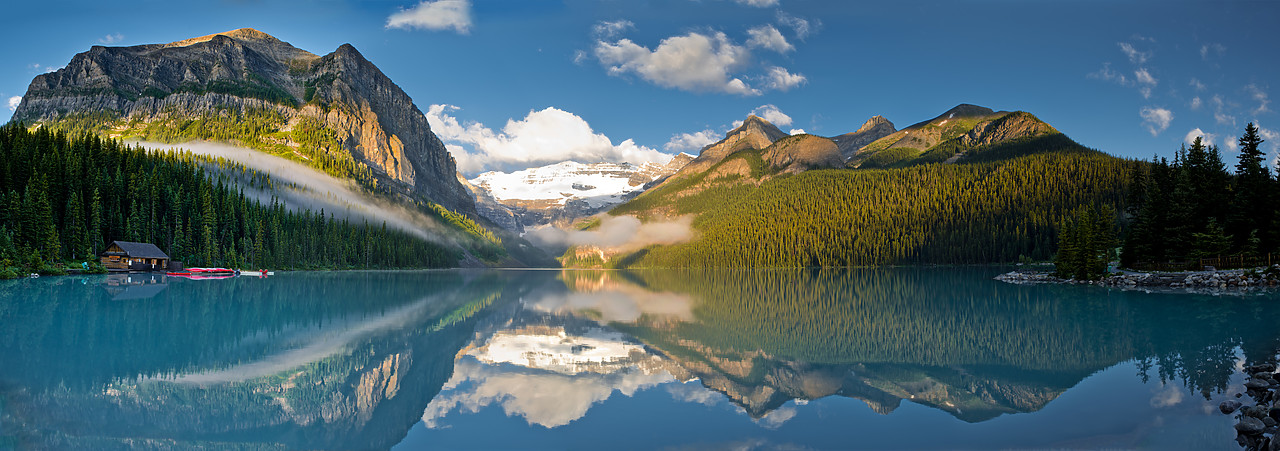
(106, 241), (170, 259)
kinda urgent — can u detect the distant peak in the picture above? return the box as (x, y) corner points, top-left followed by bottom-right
(164, 28), (319, 61)
(167, 28), (277, 47)
(940, 104), (995, 119)
(857, 115), (894, 133)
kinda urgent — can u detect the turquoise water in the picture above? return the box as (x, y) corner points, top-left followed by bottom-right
(0, 268), (1274, 450)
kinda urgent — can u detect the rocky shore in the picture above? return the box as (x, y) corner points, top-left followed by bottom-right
(1220, 362), (1280, 450)
(996, 266), (1280, 295)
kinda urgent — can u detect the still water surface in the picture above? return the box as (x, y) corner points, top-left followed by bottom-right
(0, 268), (1276, 450)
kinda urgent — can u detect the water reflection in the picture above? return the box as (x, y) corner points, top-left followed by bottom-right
(0, 268), (1275, 449)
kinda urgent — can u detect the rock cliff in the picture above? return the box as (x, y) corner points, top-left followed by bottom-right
(12, 28), (473, 213)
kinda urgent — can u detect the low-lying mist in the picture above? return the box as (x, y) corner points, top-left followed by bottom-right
(525, 215), (696, 254)
(131, 140), (459, 246)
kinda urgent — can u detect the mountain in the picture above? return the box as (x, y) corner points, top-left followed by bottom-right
(830, 115), (897, 160)
(848, 104), (1065, 169)
(585, 104), (1131, 268)
(11, 28), (473, 213)
(466, 154), (692, 230)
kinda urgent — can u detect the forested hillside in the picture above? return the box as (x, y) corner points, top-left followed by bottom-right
(0, 124), (460, 275)
(586, 145), (1131, 268)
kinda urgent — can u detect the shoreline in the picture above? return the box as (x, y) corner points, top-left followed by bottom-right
(997, 266), (1280, 295)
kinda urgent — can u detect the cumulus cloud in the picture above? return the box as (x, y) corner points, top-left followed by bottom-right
(665, 129), (720, 152)
(1118, 42), (1151, 65)
(593, 31), (759, 96)
(1190, 97), (1202, 110)
(789, 128), (806, 135)
(1200, 43), (1226, 60)
(751, 104), (793, 127)
(763, 66), (806, 91)
(1184, 128), (1215, 147)
(1140, 107), (1174, 136)
(7, 96), (19, 111)
(746, 25), (793, 53)
(386, 0), (472, 34)
(1257, 124), (1280, 153)
(592, 19), (633, 39)
(777, 11), (816, 40)
(1190, 78), (1206, 91)
(97, 33), (124, 45)
(1246, 84), (1271, 115)
(426, 104), (671, 173)
(1225, 140), (1239, 152)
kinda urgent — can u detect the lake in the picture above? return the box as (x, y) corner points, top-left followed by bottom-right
(0, 267), (1275, 450)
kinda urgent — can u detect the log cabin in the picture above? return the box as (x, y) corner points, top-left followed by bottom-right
(100, 241), (171, 272)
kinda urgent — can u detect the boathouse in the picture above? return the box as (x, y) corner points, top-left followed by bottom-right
(100, 241), (171, 272)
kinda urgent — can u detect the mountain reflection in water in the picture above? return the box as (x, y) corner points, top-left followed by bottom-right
(0, 267), (1275, 450)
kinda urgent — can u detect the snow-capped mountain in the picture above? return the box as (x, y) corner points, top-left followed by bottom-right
(466, 154), (693, 230)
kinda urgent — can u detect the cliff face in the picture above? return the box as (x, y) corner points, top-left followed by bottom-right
(12, 28), (473, 213)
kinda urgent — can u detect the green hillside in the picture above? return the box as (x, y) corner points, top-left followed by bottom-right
(578, 131), (1130, 268)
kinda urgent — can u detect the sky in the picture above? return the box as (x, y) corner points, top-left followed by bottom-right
(1, 0), (1278, 175)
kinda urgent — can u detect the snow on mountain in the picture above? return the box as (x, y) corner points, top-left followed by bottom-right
(471, 161), (652, 209)
(465, 153), (694, 230)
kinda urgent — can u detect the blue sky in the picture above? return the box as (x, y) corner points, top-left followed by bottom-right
(1, 0), (1277, 174)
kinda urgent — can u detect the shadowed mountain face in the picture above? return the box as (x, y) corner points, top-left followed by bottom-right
(12, 28), (474, 213)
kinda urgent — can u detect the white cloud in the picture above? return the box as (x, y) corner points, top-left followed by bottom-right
(1257, 124), (1280, 153)
(665, 129), (720, 152)
(1184, 128), (1215, 147)
(1190, 97), (1202, 110)
(1200, 43), (1226, 60)
(746, 25), (793, 53)
(386, 0), (472, 34)
(593, 31), (759, 95)
(1190, 77), (1206, 91)
(1088, 63), (1129, 85)
(1134, 68), (1157, 99)
(1225, 140), (1239, 152)
(1140, 107), (1173, 136)
(1245, 84), (1271, 115)
(7, 96), (20, 111)
(763, 66), (806, 91)
(572, 49), (588, 65)
(426, 104), (672, 173)
(97, 33), (123, 45)
(592, 20), (633, 39)
(734, 0), (779, 6)
(789, 128), (806, 135)
(1118, 42), (1151, 65)
(751, 104), (793, 127)
(777, 11), (815, 39)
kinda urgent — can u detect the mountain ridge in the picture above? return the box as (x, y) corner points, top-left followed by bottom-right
(12, 28), (474, 214)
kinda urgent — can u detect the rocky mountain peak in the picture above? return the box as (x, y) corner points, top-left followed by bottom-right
(164, 28), (318, 63)
(857, 115), (894, 133)
(12, 29), (474, 214)
(937, 104), (996, 121)
(830, 115), (898, 160)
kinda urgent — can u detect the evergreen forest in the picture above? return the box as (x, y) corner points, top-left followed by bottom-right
(0, 124), (460, 277)
(594, 146), (1132, 268)
(1121, 124), (1274, 268)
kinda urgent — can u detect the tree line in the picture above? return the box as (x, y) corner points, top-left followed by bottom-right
(0, 124), (458, 276)
(604, 147), (1131, 268)
(1120, 124), (1271, 268)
